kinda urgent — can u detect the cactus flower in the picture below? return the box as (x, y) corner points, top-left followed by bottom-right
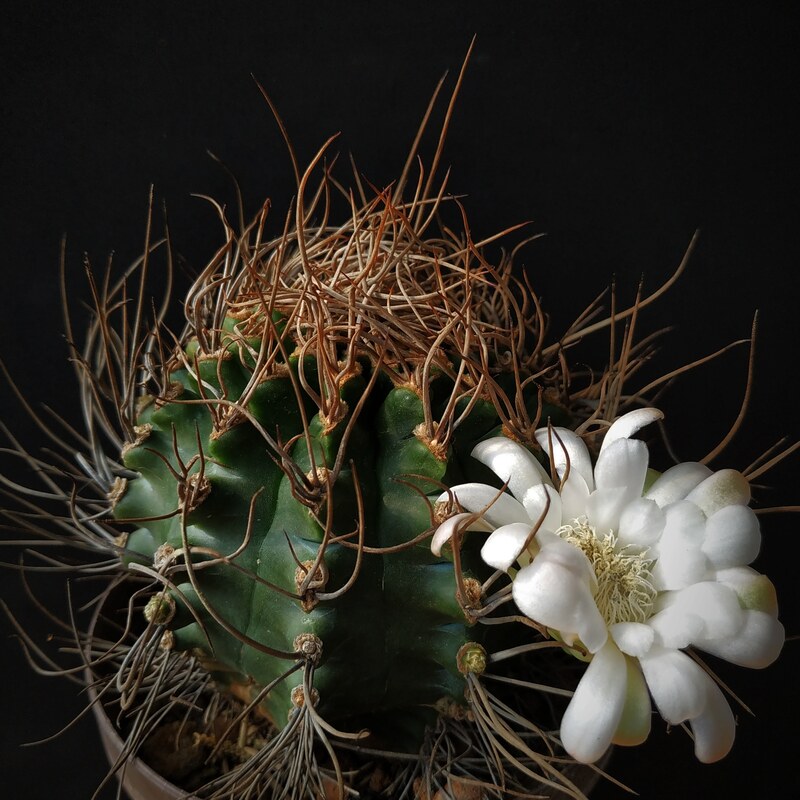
(431, 408), (785, 764)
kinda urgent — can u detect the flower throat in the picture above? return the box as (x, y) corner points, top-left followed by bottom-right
(556, 518), (657, 626)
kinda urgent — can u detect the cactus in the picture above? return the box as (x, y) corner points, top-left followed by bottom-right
(112, 191), (565, 752)
(0, 111), (601, 798)
(4, 72), (785, 800)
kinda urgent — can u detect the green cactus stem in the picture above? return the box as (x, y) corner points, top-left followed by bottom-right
(112, 181), (567, 752)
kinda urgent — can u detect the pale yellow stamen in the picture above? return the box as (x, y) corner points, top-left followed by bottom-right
(556, 518), (657, 626)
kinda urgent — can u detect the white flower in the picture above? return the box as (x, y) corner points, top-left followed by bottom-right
(431, 408), (784, 764)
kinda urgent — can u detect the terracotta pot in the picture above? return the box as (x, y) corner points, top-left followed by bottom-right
(89, 683), (188, 800)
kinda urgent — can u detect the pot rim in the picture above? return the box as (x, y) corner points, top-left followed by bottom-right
(84, 584), (189, 800)
(87, 678), (190, 800)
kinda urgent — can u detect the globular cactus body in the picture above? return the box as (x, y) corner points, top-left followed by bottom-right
(112, 195), (560, 755)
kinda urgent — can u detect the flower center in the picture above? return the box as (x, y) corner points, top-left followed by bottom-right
(556, 518), (657, 627)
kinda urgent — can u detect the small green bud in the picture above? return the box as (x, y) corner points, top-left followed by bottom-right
(457, 642), (487, 675)
(144, 593), (176, 625)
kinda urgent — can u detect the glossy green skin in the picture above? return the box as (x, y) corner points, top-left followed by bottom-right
(116, 342), (558, 750)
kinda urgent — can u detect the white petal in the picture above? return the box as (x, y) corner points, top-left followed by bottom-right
(651, 551), (709, 593)
(715, 566), (779, 615)
(659, 499), (706, 545)
(638, 646), (709, 725)
(471, 437), (553, 499)
(557, 470), (591, 523)
(694, 610), (785, 668)
(686, 469), (751, 517)
(617, 497), (666, 549)
(535, 530), (598, 588)
(702, 504), (761, 568)
(648, 607), (704, 650)
(481, 523), (537, 571)
(560, 641), (627, 763)
(520, 483), (563, 533)
(437, 483), (529, 527)
(513, 541), (608, 653)
(534, 426), (595, 492)
(645, 462), (713, 508)
(650, 501), (708, 590)
(431, 512), (491, 556)
(585, 487), (629, 534)
(670, 582), (744, 639)
(594, 439), (649, 505)
(649, 582), (743, 648)
(689, 677), (736, 763)
(612, 657), (652, 747)
(600, 408), (664, 453)
(610, 622), (655, 658)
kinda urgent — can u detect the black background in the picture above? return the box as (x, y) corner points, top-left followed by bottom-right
(1, 3), (798, 798)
